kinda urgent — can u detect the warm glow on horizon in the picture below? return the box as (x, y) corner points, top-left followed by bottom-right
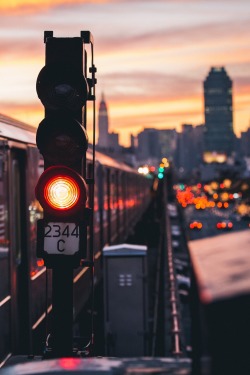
(0, 0), (250, 146)
(0, 0), (107, 14)
(1, 87), (250, 145)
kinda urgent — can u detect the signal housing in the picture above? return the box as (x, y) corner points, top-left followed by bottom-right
(35, 32), (92, 267)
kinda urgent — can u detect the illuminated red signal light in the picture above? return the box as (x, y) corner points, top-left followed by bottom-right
(44, 175), (80, 211)
(36, 166), (87, 216)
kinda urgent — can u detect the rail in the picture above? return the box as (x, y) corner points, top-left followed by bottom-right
(151, 234), (163, 356)
(163, 179), (184, 357)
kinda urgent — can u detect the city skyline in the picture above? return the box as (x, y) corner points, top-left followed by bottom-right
(0, 0), (250, 146)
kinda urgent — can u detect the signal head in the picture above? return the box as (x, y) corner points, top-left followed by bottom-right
(36, 114), (88, 167)
(35, 166), (87, 218)
(36, 63), (89, 111)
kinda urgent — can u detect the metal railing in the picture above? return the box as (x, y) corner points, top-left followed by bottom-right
(163, 179), (184, 357)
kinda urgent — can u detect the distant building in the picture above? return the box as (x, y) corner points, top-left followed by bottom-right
(97, 93), (120, 152)
(203, 67), (235, 159)
(175, 124), (204, 179)
(176, 124), (196, 177)
(98, 93), (110, 148)
(136, 128), (179, 165)
(241, 127), (250, 157)
(130, 134), (137, 151)
(109, 131), (120, 152)
(137, 128), (160, 164)
(193, 124), (205, 166)
(157, 129), (177, 161)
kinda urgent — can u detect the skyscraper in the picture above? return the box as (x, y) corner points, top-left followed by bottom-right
(241, 127), (250, 157)
(157, 129), (177, 160)
(98, 93), (109, 148)
(203, 67), (235, 159)
(177, 124), (196, 177)
(137, 128), (160, 162)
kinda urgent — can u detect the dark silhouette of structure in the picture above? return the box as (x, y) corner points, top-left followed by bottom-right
(97, 93), (120, 152)
(203, 67), (235, 158)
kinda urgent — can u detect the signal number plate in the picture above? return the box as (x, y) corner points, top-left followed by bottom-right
(44, 223), (80, 255)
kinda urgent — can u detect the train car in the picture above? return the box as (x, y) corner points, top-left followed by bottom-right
(0, 113), (152, 365)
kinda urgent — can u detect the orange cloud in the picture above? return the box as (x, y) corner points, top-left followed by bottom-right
(0, 0), (107, 14)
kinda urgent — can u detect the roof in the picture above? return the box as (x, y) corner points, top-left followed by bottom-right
(103, 243), (147, 256)
(87, 149), (137, 173)
(188, 230), (250, 303)
(0, 113), (36, 144)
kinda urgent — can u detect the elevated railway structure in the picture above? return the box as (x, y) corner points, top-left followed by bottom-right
(0, 143), (249, 374)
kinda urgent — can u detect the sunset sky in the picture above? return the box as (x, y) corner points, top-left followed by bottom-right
(0, 0), (250, 146)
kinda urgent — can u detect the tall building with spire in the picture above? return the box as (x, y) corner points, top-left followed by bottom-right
(98, 93), (110, 148)
(97, 93), (120, 152)
(203, 67), (235, 159)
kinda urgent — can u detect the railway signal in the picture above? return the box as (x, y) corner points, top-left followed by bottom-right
(35, 31), (96, 357)
(35, 31), (93, 267)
